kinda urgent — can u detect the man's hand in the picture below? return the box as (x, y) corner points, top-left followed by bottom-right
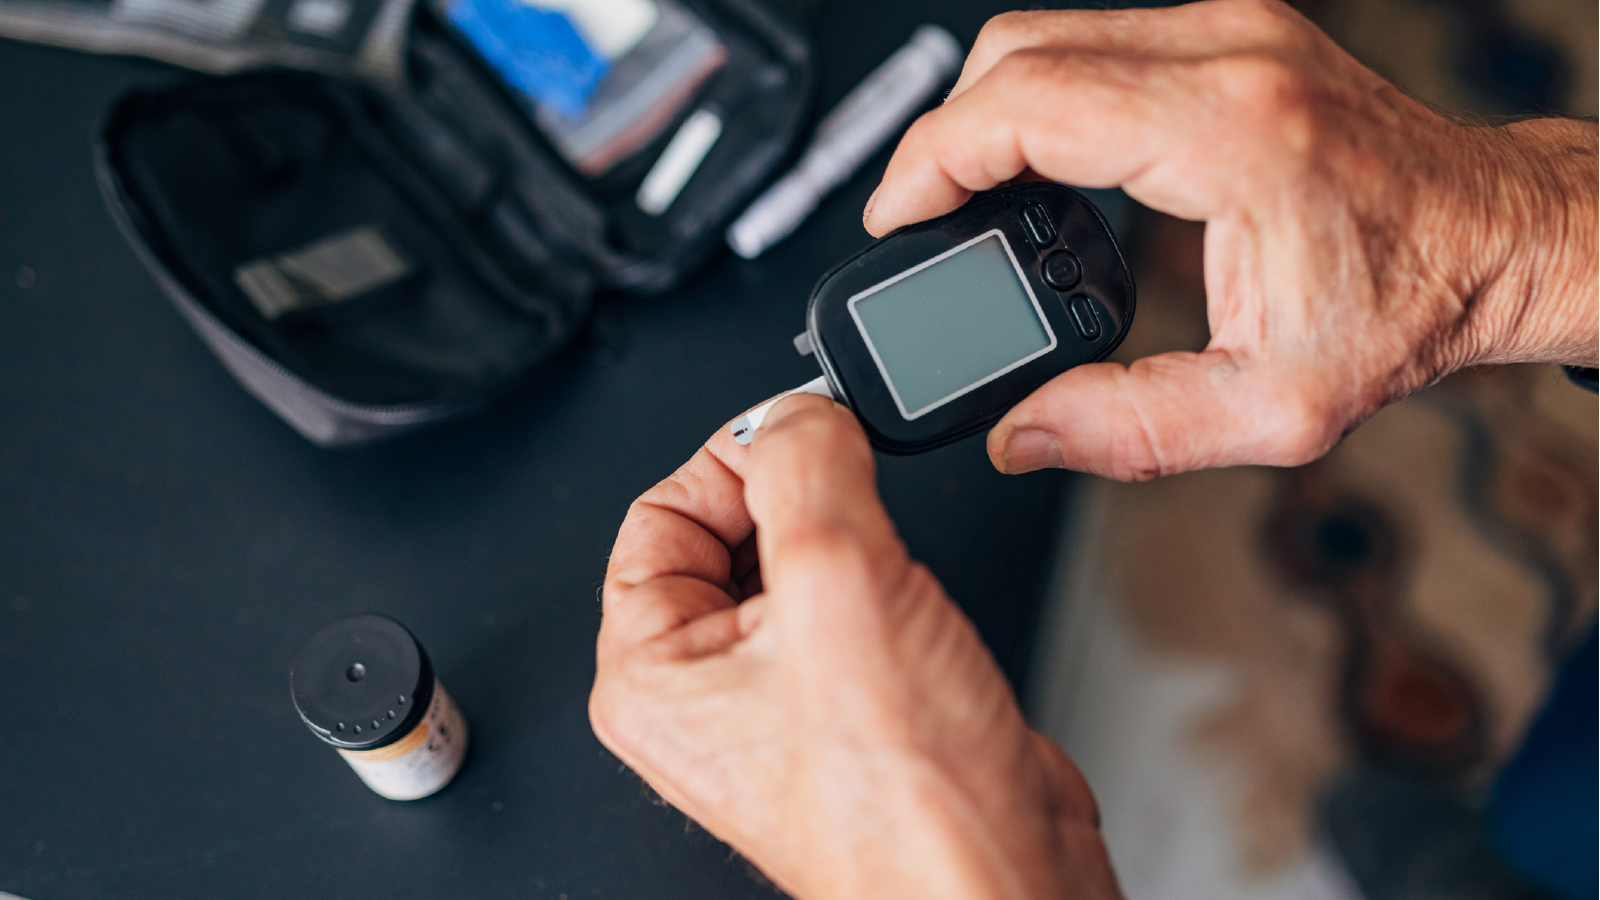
(590, 395), (1120, 900)
(865, 0), (1598, 481)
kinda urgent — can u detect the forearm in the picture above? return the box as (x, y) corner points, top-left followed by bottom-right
(1458, 118), (1598, 369)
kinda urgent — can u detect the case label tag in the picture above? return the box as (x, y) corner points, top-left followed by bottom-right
(233, 225), (414, 320)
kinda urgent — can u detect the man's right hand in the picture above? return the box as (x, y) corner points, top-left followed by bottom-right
(591, 396), (1120, 900)
(865, 0), (1598, 482)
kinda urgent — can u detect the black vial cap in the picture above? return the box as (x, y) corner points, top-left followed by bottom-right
(291, 614), (434, 751)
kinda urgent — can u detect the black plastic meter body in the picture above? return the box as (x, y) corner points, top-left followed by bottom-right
(802, 183), (1134, 454)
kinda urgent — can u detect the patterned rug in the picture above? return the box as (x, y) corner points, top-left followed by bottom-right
(1027, 3), (1596, 896)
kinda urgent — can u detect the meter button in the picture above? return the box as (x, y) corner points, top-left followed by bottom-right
(1041, 250), (1081, 291)
(1020, 204), (1057, 248)
(1067, 294), (1101, 341)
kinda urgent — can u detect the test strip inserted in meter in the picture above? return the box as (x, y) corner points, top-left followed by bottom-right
(730, 183), (1135, 454)
(731, 375), (835, 444)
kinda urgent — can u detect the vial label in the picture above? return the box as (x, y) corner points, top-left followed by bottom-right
(337, 679), (468, 800)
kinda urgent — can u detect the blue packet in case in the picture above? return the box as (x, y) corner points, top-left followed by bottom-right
(444, 0), (607, 117)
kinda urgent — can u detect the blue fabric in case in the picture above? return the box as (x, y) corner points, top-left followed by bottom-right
(444, 0), (607, 117)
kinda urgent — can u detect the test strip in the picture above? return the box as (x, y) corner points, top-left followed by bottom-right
(730, 375), (835, 444)
(636, 107), (722, 215)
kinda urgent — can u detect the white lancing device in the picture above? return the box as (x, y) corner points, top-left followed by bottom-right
(730, 375), (835, 444)
(726, 24), (963, 259)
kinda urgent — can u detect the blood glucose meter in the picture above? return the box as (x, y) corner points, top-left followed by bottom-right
(733, 183), (1135, 454)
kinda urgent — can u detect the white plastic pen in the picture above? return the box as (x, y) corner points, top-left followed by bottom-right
(726, 24), (963, 259)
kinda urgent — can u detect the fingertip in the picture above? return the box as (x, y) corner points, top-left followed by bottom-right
(862, 186), (902, 238)
(757, 391), (837, 432)
(995, 360), (1171, 481)
(988, 385), (1072, 474)
(988, 426), (1064, 475)
(985, 423), (1010, 472)
(862, 110), (983, 236)
(744, 394), (877, 519)
(706, 413), (756, 477)
(863, 171), (971, 237)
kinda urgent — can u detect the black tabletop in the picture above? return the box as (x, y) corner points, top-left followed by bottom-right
(0, 5), (1076, 897)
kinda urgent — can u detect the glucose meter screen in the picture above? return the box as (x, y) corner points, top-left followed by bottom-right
(850, 232), (1053, 419)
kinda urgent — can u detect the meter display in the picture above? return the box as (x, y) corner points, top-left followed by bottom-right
(849, 230), (1055, 419)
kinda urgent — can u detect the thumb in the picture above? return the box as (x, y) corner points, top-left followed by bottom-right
(743, 394), (911, 604)
(988, 350), (1346, 480)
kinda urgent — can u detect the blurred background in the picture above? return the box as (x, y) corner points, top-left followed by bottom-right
(0, 0), (1593, 898)
(1027, 2), (1597, 900)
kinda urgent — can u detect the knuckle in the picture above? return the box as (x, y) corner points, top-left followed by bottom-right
(1264, 388), (1339, 466)
(777, 522), (907, 604)
(1121, 463), (1166, 483)
(884, 109), (938, 167)
(973, 10), (1045, 55)
(1209, 53), (1307, 114)
(1107, 360), (1183, 482)
(587, 683), (626, 750)
(988, 46), (1060, 87)
(782, 523), (881, 582)
(588, 667), (656, 759)
(973, 11), (1024, 52)
(898, 107), (934, 142)
(1204, 52), (1315, 154)
(1117, 429), (1169, 482)
(1212, 0), (1300, 44)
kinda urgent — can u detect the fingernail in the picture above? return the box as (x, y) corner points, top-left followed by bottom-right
(1003, 430), (1063, 474)
(862, 186), (880, 225)
(762, 392), (819, 429)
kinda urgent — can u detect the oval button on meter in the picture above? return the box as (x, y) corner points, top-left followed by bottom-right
(1068, 294), (1102, 341)
(1021, 203), (1057, 248)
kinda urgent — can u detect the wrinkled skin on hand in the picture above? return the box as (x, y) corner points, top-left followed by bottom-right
(591, 396), (1120, 900)
(591, 3), (1597, 898)
(864, 0), (1597, 481)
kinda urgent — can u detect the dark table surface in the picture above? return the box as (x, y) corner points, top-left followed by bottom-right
(0, 4), (1081, 897)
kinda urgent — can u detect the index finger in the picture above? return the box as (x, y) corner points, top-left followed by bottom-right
(947, 2), (1314, 101)
(601, 427), (754, 648)
(866, 49), (1223, 238)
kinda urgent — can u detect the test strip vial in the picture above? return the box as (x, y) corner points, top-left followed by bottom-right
(291, 614), (468, 800)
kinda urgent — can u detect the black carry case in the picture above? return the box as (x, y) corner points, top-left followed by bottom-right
(96, 2), (811, 446)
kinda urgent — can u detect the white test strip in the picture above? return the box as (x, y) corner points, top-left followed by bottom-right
(538, 0), (659, 59)
(730, 376), (835, 444)
(636, 108), (723, 215)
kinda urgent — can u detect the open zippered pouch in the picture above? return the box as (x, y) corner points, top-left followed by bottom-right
(80, 0), (811, 445)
